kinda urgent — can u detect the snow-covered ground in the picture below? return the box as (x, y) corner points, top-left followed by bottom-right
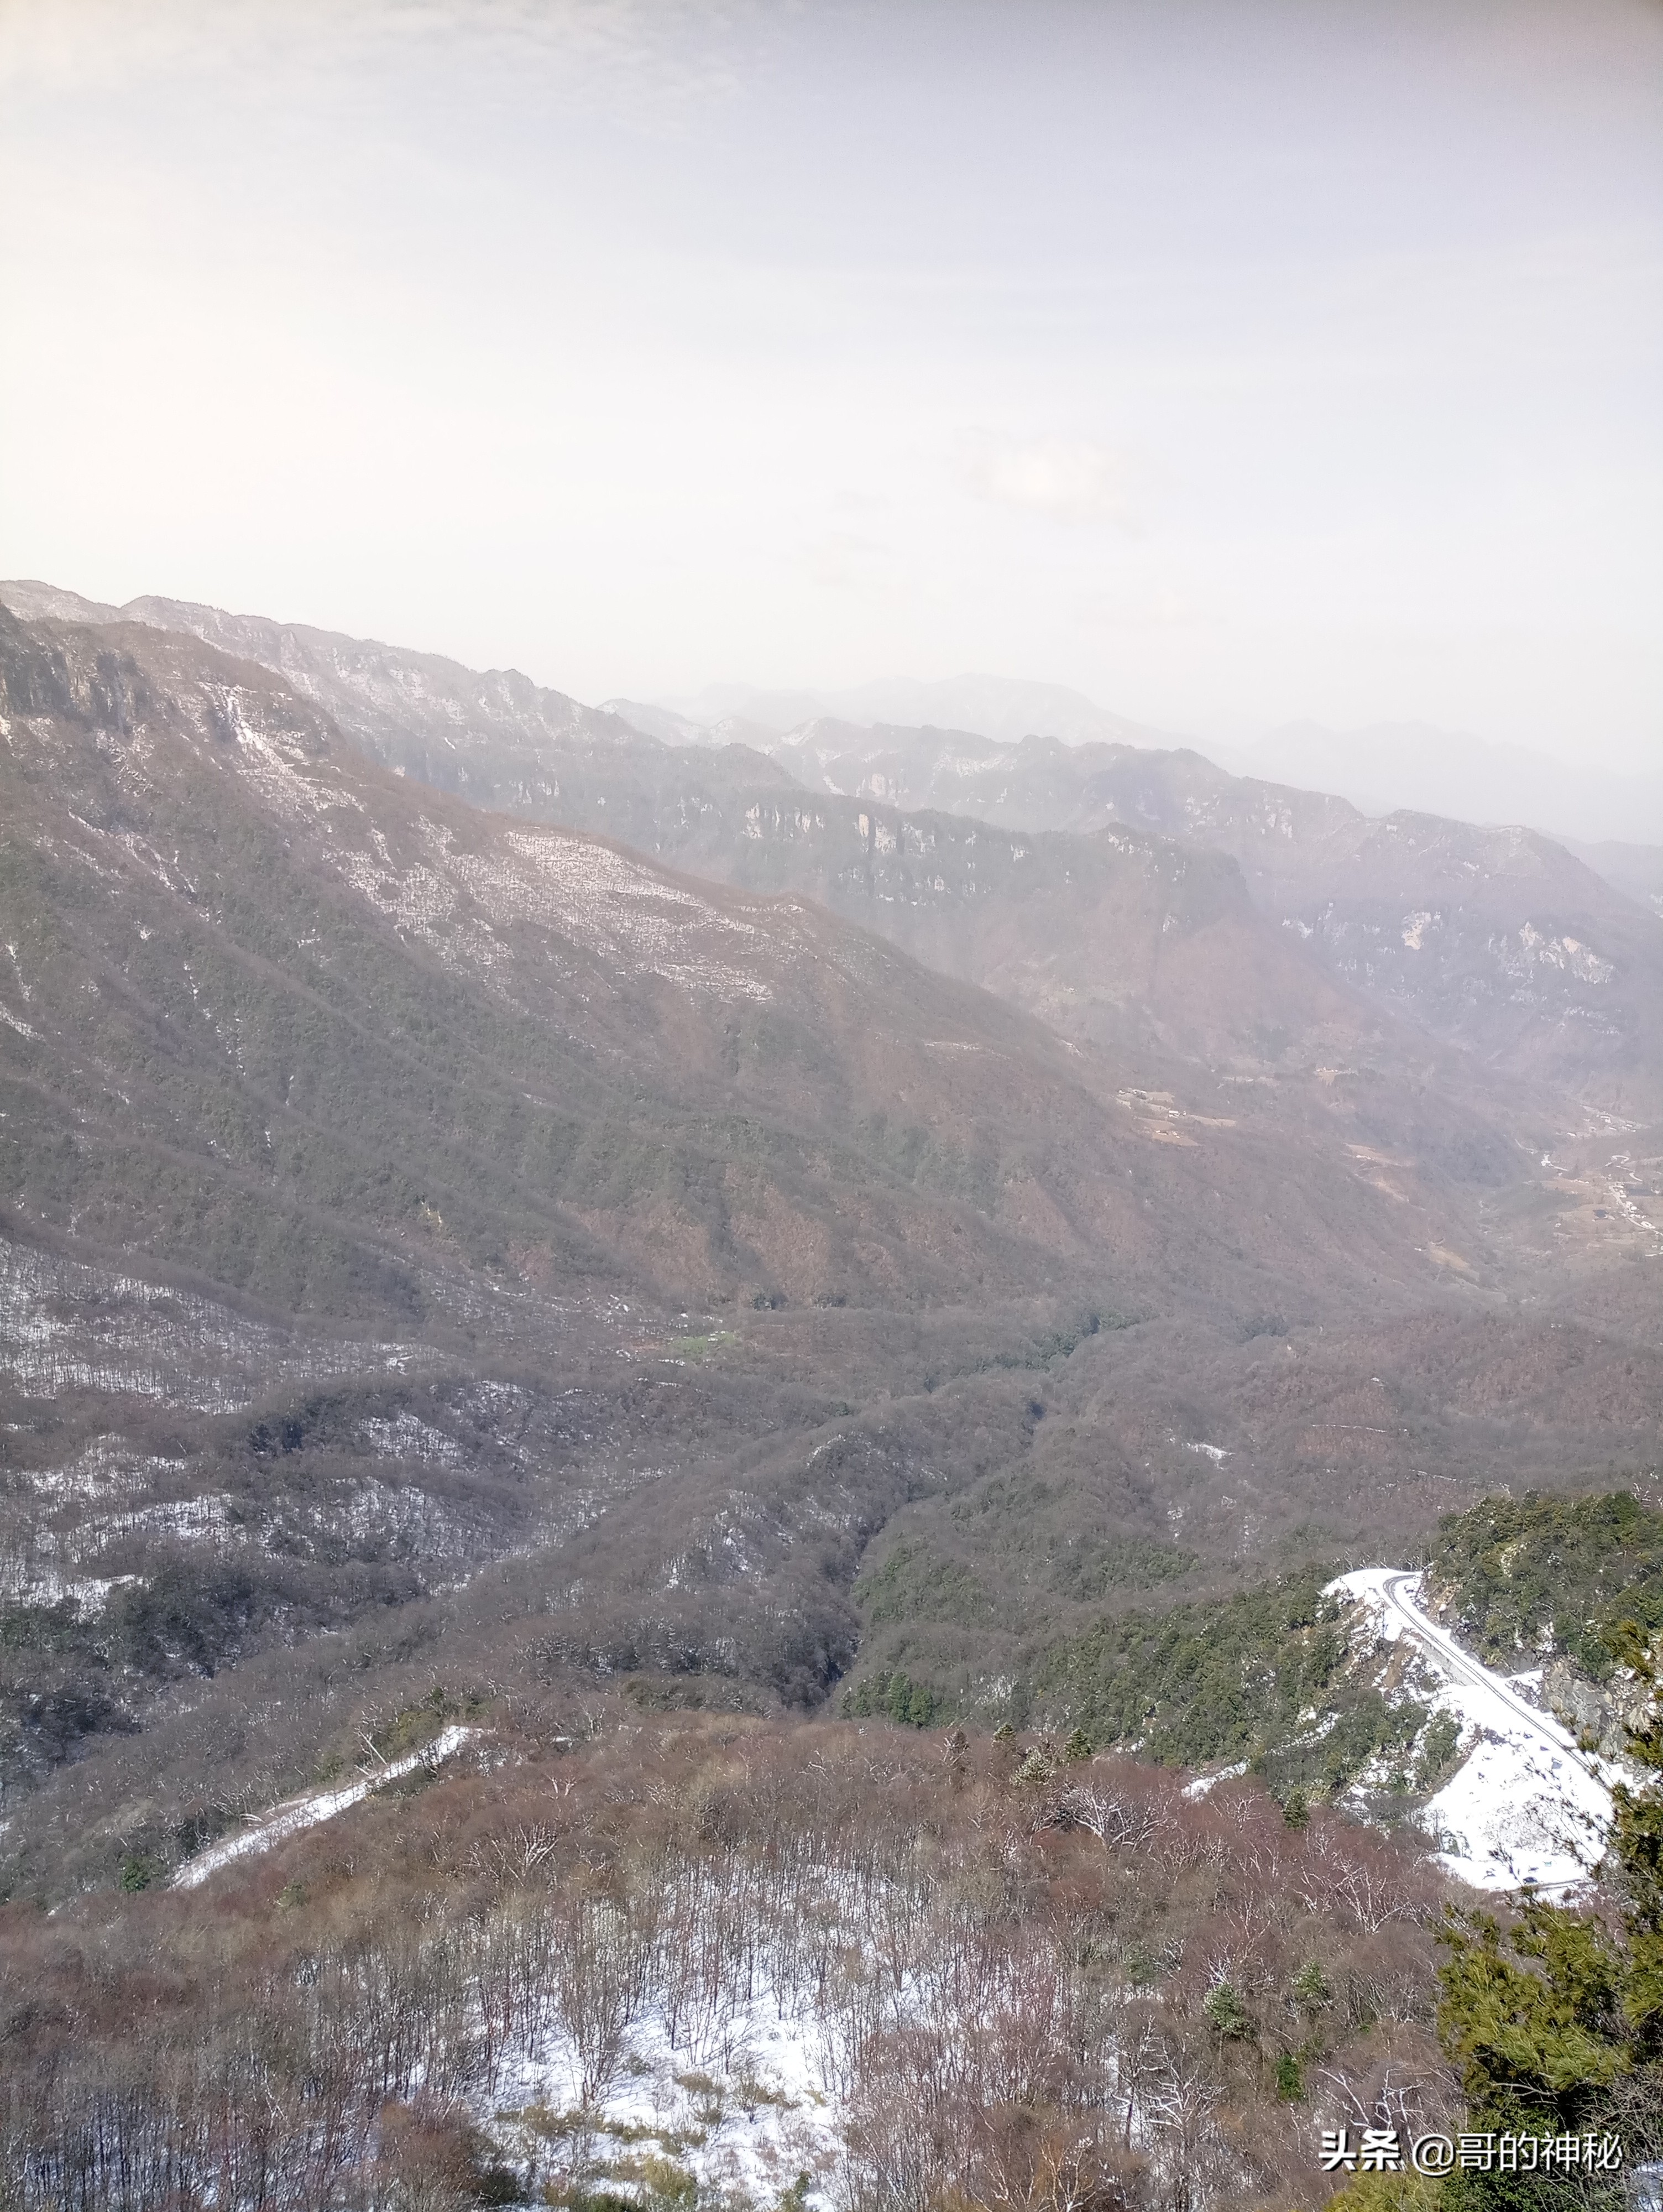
(487, 1985), (843, 2205)
(1330, 1568), (1627, 1893)
(0, 1233), (433, 1410)
(173, 1725), (477, 1888)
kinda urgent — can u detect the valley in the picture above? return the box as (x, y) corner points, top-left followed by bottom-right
(0, 585), (1659, 2209)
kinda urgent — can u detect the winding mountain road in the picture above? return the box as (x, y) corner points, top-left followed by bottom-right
(1326, 1565), (1620, 1891)
(1378, 1571), (1606, 1790)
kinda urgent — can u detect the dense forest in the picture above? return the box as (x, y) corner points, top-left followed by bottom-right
(1426, 1493), (1663, 1681)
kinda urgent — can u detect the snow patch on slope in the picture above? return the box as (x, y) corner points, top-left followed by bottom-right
(488, 1985), (842, 2205)
(174, 1725), (478, 1888)
(332, 812), (775, 1003)
(0, 1237), (431, 1408)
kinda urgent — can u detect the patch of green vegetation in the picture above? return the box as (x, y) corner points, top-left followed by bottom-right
(1256, 1688), (1429, 1805)
(665, 1331), (736, 1359)
(1203, 1980), (1252, 2038)
(855, 1538), (995, 1628)
(1290, 1960), (1331, 2011)
(367, 1684), (474, 1763)
(1029, 1564), (1432, 1791)
(841, 1667), (946, 1727)
(1047, 1536), (1199, 1601)
(1413, 1708), (1462, 1793)
(1122, 1942), (1172, 1989)
(1430, 1489), (1663, 1679)
(968, 1307), (1141, 1378)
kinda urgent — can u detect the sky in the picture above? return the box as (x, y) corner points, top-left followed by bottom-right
(2, 0), (1660, 768)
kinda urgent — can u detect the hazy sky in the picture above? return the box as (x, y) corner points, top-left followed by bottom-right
(2, 0), (1660, 764)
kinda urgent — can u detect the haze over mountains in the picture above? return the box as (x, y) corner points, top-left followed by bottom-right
(1240, 721), (1663, 852)
(620, 675), (1176, 755)
(4, 574), (1663, 2207)
(7, 0), (1661, 2187)
(614, 674), (1663, 851)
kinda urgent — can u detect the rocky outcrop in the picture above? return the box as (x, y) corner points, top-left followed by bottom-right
(1544, 1656), (1656, 1761)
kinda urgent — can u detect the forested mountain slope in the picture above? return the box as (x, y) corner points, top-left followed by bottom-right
(0, 586), (1391, 1091)
(1, 608), (1456, 1323)
(0, 602), (1530, 1891)
(0, 586), (1595, 1170)
(1, 598), (1658, 1919)
(0, 576), (666, 791)
(1, 1717), (1459, 2212)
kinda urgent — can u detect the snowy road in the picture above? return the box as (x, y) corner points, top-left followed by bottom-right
(1377, 1572), (1608, 1793)
(1329, 1568), (1619, 1893)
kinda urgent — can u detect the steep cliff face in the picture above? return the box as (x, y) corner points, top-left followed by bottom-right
(751, 718), (1663, 1122)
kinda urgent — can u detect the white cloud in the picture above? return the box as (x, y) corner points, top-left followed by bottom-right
(960, 434), (1142, 526)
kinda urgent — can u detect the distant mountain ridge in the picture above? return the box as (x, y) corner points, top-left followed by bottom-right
(615, 675), (1662, 851)
(690, 713), (1663, 1121)
(1244, 719), (1663, 850)
(0, 583), (1442, 1105)
(17, 583), (1651, 848)
(6, 579), (1659, 1125)
(1568, 838), (1663, 921)
(0, 576), (649, 779)
(627, 671), (1178, 750)
(0, 602), (1162, 1317)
